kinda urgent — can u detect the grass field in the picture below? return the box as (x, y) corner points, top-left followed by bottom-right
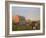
(12, 25), (33, 31)
(12, 21), (40, 31)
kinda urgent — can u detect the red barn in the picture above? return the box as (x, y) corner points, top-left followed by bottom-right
(12, 16), (19, 23)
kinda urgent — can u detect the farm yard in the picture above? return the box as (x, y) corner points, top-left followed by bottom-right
(12, 15), (40, 31)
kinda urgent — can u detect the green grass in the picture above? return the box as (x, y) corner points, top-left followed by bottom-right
(12, 24), (33, 31)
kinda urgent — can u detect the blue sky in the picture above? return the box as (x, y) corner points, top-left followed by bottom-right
(12, 7), (40, 21)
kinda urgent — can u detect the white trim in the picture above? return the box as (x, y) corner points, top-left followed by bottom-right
(9, 4), (43, 34)
(10, 4), (42, 7)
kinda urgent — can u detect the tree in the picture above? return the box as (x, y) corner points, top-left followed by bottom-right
(19, 16), (25, 22)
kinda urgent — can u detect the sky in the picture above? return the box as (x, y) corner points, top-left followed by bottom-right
(12, 7), (40, 21)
